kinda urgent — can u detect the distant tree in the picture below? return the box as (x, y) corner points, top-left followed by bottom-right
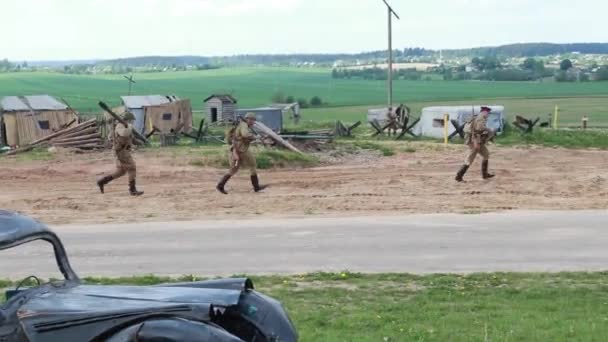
(443, 69), (453, 81)
(596, 66), (608, 81)
(271, 91), (286, 103)
(554, 70), (576, 82)
(285, 95), (295, 103)
(297, 98), (309, 108)
(310, 96), (323, 106)
(472, 56), (501, 71)
(522, 58), (537, 70)
(560, 59), (573, 71)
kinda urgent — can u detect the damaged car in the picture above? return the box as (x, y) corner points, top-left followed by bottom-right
(0, 210), (298, 342)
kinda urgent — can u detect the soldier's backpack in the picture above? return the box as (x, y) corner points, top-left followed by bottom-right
(225, 123), (237, 145)
(463, 115), (477, 144)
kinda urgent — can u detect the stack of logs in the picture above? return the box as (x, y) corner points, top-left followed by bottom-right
(5, 119), (103, 155)
(45, 119), (104, 149)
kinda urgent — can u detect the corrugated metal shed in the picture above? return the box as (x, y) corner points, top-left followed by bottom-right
(1, 95), (68, 112)
(121, 95), (179, 109)
(236, 107), (283, 132)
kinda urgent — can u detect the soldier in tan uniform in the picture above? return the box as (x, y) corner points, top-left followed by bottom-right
(216, 112), (267, 194)
(455, 106), (496, 182)
(96, 112), (144, 196)
(386, 107), (398, 136)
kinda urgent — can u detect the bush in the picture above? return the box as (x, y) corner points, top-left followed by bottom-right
(310, 96), (323, 106)
(271, 91), (286, 103)
(285, 95), (295, 103)
(297, 98), (309, 108)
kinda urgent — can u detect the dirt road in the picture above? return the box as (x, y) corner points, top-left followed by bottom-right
(1, 144), (608, 225)
(2, 211), (607, 279)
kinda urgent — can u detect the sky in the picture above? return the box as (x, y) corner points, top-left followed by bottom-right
(1, 0), (607, 61)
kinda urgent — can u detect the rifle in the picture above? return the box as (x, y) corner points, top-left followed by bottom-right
(98, 101), (149, 145)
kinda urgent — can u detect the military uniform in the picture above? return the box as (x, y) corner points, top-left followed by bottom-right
(216, 113), (267, 194)
(228, 120), (258, 176)
(455, 107), (495, 182)
(386, 108), (398, 136)
(97, 112), (144, 196)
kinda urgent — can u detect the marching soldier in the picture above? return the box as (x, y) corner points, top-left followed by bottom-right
(455, 106), (496, 182)
(216, 112), (267, 194)
(96, 112), (144, 196)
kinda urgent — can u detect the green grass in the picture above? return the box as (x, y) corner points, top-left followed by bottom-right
(300, 96), (608, 127)
(185, 147), (320, 169)
(3, 272), (608, 341)
(1, 68), (606, 114)
(255, 149), (320, 169)
(496, 128), (608, 149)
(7, 147), (55, 161)
(350, 140), (395, 156)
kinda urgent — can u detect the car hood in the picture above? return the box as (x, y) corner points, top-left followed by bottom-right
(17, 280), (246, 341)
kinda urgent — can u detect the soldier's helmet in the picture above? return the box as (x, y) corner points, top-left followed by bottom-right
(244, 112), (257, 120)
(123, 111), (136, 121)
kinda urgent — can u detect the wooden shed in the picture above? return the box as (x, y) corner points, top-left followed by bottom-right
(0, 95), (78, 147)
(204, 94), (237, 123)
(121, 95), (178, 134)
(143, 99), (193, 134)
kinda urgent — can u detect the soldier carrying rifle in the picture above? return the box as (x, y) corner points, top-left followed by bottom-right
(455, 106), (496, 182)
(216, 112), (268, 194)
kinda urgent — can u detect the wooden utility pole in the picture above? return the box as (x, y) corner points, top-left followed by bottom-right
(123, 75), (136, 95)
(382, 0), (400, 109)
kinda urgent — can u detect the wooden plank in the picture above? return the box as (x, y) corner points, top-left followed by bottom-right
(347, 121), (362, 135)
(196, 118), (205, 142)
(253, 121), (302, 154)
(51, 133), (102, 144)
(52, 138), (102, 147)
(25, 119), (96, 147)
(55, 126), (98, 140)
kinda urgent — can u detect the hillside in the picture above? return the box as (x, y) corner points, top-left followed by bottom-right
(98, 43), (608, 67)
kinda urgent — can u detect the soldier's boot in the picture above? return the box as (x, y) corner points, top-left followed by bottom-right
(96, 175), (114, 194)
(455, 165), (469, 182)
(482, 160), (495, 179)
(251, 175), (268, 193)
(216, 174), (231, 194)
(129, 180), (144, 196)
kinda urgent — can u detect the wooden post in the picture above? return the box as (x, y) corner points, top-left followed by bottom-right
(443, 113), (449, 145)
(553, 105), (559, 129)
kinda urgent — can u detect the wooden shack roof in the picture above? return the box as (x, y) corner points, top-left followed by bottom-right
(203, 94), (237, 104)
(1, 95), (68, 112)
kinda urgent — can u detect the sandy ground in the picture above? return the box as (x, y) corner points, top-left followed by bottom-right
(1, 143), (608, 225)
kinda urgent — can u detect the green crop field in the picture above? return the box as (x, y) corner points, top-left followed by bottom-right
(0, 67), (606, 116)
(300, 97), (608, 127)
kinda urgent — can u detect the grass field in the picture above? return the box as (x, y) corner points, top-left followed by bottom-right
(299, 96), (608, 127)
(3, 272), (607, 341)
(0, 68), (607, 115)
